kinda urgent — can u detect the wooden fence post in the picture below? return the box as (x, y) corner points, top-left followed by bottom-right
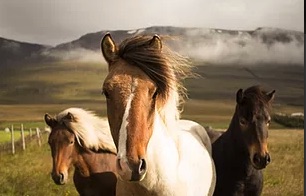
(11, 124), (15, 154)
(29, 128), (33, 137)
(36, 128), (41, 147)
(21, 124), (26, 150)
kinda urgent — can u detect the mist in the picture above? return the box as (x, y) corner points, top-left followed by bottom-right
(44, 28), (304, 67)
(175, 29), (304, 66)
(42, 48), (104, 63)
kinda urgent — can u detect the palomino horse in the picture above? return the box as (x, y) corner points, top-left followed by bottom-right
(44, 108), (117, 196)
(212, 86), (275, 196)
(100, 33), (216, 196)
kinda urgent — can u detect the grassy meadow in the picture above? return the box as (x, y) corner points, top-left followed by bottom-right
(0, 60), (304, 195)
(0, 129), (303, 196)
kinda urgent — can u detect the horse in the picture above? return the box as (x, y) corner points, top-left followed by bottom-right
(100, 33), (216, 196)
(44, 107), (118, 196)
(211, 85), (275, 196)
(205, 126), (225, 143)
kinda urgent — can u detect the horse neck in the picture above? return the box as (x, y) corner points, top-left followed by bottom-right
(159, 88), (181, 131)
(74, 148), (116, 175)
(135, 113), (180, 192)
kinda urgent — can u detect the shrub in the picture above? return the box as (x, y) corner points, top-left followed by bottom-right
(272, 114), (304, 128)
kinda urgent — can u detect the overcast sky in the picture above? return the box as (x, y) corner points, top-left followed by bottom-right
(0, 0), (304, 46)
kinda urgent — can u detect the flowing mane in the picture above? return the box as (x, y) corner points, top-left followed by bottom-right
(56, 108), (116, 154)
(101, 34), (216, 195)
(241, 85), (273, 113)
(117, 35), (194, 125)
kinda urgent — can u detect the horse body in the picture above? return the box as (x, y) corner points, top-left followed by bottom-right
(72, 151), (117, 196)
(45, 108), (117, 196)
(212, 121), (264, 196)
(116, 118), (215, 196)
(212, 86), (275, 196)
(101, 34), (215, 195)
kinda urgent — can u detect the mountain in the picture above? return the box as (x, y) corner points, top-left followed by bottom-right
(52, 26), (304, 51)
(0, 37), (50, 66)
(49, 26), (304, 65)
(0, 26), (304, 65)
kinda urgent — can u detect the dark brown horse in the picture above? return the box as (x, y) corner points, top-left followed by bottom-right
(44, 108), (117, 196)
(212, 85), (275, 196)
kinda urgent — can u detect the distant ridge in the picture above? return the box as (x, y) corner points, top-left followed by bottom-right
(52, 26), (304, 51)
(0, 37), (50, 66)
(0, 26), (304, 65)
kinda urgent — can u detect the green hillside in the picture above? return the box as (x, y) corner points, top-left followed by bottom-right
(0, 61), (303, 128)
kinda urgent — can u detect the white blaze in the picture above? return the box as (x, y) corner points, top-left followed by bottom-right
(117, 80), (137, 161)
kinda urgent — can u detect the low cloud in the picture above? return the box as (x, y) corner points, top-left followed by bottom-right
(42, 48), (105, 63)
(179, 29), (304, 66)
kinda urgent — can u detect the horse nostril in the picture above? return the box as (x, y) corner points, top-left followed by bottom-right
(253, 153), (261, 165)
(117, 159), (122, 170)
(266, 153), (271, 164)
(59, 173), (64, 183)
(138, 159), (147, 175)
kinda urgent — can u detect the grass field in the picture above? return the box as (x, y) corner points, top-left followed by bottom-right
(263, 129), (304, 196)
(0, 130), (30, 144)
(0, 60), (303, 195)
(0, 129), (303, 196)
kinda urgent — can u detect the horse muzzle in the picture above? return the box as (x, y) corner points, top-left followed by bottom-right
(51, 171), (67, 185)
(117, 158), (147, 182)
(252, 152), (271, 170)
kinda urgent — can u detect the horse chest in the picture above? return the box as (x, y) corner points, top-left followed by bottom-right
(214, 161), (263, 196)
(213, 140), (263, 196)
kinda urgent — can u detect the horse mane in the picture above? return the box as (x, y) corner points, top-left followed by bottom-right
(56, 108), (117, 154)
(241, 85), (273, 112)
(117, 35), (194, 125)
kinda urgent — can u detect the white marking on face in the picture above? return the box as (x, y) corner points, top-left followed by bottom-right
(117, 79), (138, 161)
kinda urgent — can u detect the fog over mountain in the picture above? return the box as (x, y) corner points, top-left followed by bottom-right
(0, 26), (304, 66)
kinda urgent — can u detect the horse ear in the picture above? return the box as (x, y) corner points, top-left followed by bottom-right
(44, 114), (56, 127)
(101, 33), (117, 64)
(64, 112), (76, 122)
(267, 90), (276, 102)
(149, 34), (162, 50)
(236, 89), (244, 104)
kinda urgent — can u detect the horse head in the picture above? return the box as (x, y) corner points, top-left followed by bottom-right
(235, 86), (275, 169)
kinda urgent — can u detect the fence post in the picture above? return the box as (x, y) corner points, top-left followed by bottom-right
(21, 124), (26, 150)
(36, 127), (41, 147)
(11, 124), (15, 154)
(29, 128), (33, 137)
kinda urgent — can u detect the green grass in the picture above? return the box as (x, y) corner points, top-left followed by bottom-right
(0, 60), (303, 195)
(263, 129), (304, 196)
(0, 122), (46, 144)
(0, 133), (78, 195)
(0, 129), (303, 195)
(0, 131), (30, 144)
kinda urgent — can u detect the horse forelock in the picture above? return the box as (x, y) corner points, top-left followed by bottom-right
(242, 86), (272, 113)
(56, 108), (117, 154)
(116, 35), (193, 127)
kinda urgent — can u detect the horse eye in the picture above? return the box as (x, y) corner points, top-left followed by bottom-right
(267, 119), (271, 126)
(70, 140), (74, 144)
(239, 118), (247, 126)
(152, 91), (158, 99)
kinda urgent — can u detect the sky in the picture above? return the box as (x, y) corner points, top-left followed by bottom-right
(0, 0), (304, 46)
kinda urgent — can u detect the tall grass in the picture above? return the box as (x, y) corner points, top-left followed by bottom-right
(0, 133), (78, 195)
(263, 129), (304, 196)
(0, 129), (303, 195)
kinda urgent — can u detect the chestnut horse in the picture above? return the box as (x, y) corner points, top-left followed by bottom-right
(44, 108), (117, 196)
(100, 34), (216, 196)
(212, 86), (275, 196)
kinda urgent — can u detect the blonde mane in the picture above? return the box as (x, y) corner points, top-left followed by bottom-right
(56, 108), (117, 154)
